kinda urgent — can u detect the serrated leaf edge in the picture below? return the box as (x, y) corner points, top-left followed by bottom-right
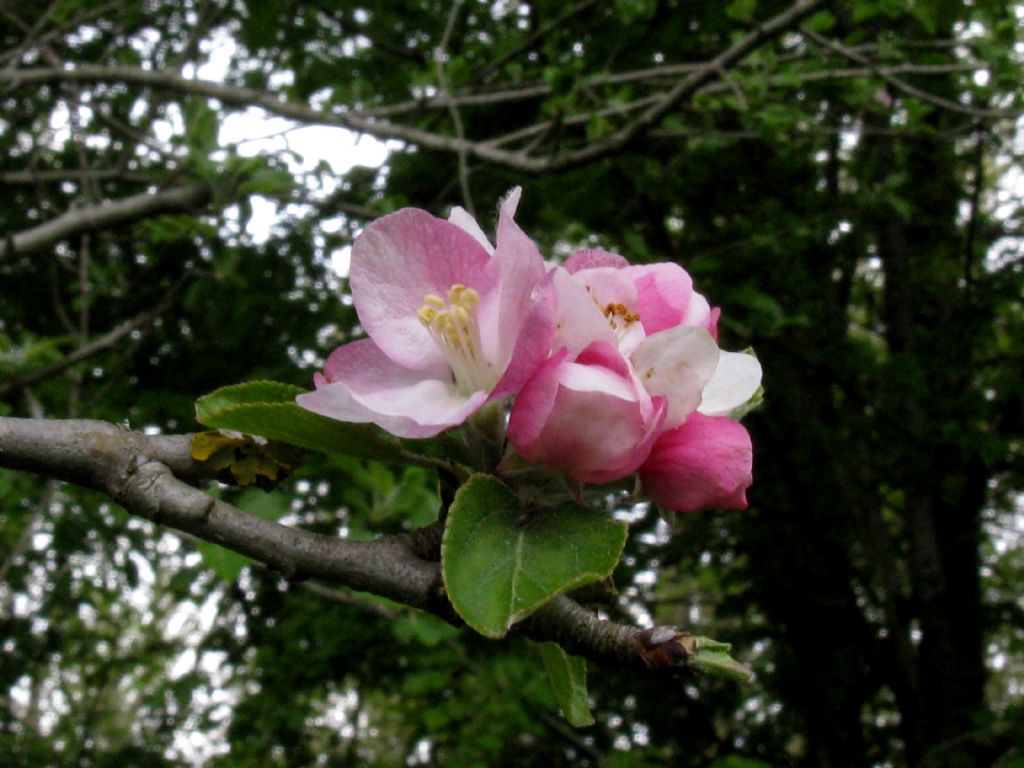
(196, 380), (306, 425)
(441, 475), (628, 639)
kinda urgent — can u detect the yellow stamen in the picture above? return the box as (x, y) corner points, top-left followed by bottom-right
(416, 284), (493, 394)
(448, 284), (479, 309)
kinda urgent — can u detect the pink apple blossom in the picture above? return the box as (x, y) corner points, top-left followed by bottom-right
(507, 342), (667, 484)
(639, 413), (753, 512)
(297, 189), (554, 438)
(547, 255), (750, 429)
(564, 249), (719, 340)
(507, 247), (761, 483)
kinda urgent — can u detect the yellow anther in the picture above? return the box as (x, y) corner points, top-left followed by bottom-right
(448, 284), (479, 310)
(432, 309), (450, 329)
(604, 303), (641, 324)
(423, 294), (447, 309)
(417, 284), (494, 395)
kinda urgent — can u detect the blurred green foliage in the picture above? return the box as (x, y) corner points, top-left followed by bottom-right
(1, 0), (1023, 766)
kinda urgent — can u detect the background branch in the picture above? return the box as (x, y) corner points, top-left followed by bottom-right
(0, 274), (190, 396)
(1, 0), (823, 174)
(802, 27), (1018, 121)
(0, 183), (211, 260)
(434, 0), (475, 216)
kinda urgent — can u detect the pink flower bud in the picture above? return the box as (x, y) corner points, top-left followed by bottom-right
(639, 414), (752, 512)
(508, 342), (666, 484)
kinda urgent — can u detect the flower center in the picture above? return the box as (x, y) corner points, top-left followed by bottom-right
(417, 284), (496, 395)
(603, 302), (641, 341)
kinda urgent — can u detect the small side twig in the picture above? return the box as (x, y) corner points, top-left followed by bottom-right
(802, 27), (1017, 122)
(435, 0), (475, 217)
(1, 274), (191, 396)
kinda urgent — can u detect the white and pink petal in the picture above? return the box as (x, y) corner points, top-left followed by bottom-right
(296, 339), (487, 439)
(448, 206), (494, 254)
(630, 325), (720, 429)
(488, 186), (549, 366)
(488, 270), (557, 402)
(565, 248), (629, 273)
(550, 267), (619, 357)
(698, 350), (763, 417)
(350, 209), (497, 371)
(508, 342), (665, 484)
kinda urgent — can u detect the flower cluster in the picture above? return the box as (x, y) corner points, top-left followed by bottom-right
(297, 189), (761, 512)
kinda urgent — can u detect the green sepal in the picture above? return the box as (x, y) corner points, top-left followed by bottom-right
(691, 637), (753, 681)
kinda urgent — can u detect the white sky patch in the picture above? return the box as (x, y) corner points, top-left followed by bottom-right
(191, 28), (236, 82)
(220, 113), (392, 244)
(185, 30), (394, 250)
(153, 102), (185, 144)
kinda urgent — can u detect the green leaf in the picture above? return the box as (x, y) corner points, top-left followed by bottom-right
(441, 474), (627, 638)
(197, 540), (250, 582)
(393, 612), (461, 647)
(195, 381), (304, 422)
(851, 0), (880, 23)
(233, 488), (291, 521)
(195, 381), (399, 460)
(725, 0), (757, 22)
(238, 166), (295, 197)
(802, 10), (836, 31)
(613, 0), (657, 23)
(539, 642), (595, 727)
(711, 758), (778, 768)
(887, 194), (914, 222)
(184, 96), (219, 155)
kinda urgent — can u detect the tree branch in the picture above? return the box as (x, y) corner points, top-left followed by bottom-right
(475, 61), (982, 151)
(0, 417), (445, 608)
(0, 168), (151, 184)
(0, 416), (706, 673)
(365, 61), (983, 118)
(802, 28), (1018, 122)
(2, 64), (540, 169)
(0, 183), (211, 260)
(434, 0), (475, 216)
(1, 0), (823, 174)
(528, 0), (826, 171)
